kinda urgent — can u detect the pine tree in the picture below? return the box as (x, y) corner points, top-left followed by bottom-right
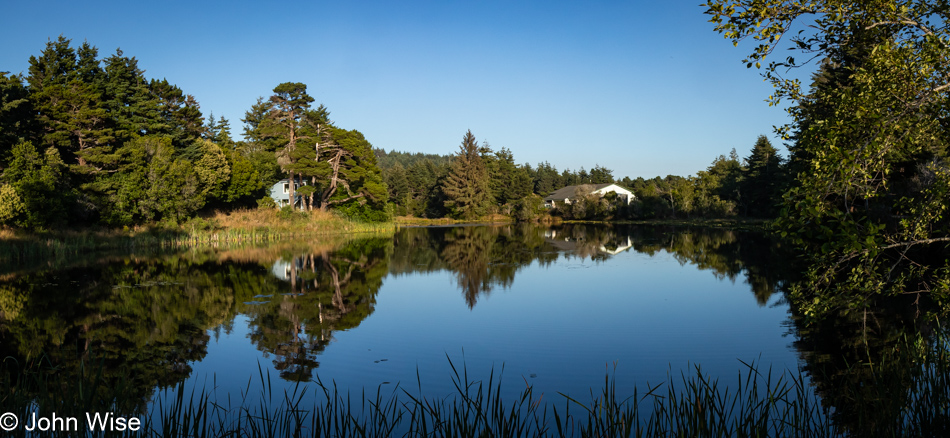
(27, 36), (114, 173)
(740, 135), (783, 217)
(102, 49), (163, 142)
(261, 82), (314, 209)
(312, 127), (389, 216)
(0, 73), (35, 168)
(443, 130), (491, 219)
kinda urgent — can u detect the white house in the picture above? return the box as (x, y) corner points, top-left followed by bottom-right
(542, 183), (635, 208)
(269, 178), (308, 210)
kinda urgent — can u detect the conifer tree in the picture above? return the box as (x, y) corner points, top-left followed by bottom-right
(312, 127), (388, 215)
(443, 130), (491, 219)
(27, 36), (114, 173)
(262, 82), (314, 209)
(102, 49), (163, 141)
(740, 135), (784, 217)
(0, 73), (35, 168)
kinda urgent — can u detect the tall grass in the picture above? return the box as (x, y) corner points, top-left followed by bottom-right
(3, 345), (949, 437)
(0, 209), (395, 269)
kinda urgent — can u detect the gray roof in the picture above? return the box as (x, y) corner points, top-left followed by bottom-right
(543, 183), (614, 201)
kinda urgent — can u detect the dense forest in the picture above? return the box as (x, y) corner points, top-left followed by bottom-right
(0, 36), (388, 229)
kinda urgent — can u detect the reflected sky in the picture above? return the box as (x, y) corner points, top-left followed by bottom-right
(182, 225), (799, 404)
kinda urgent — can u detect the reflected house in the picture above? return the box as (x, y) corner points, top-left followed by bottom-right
(543, 183), (635, 208)
(271, 259), (294, 281)
(269, 178), (308, 210)
(543, 229), (633, 256)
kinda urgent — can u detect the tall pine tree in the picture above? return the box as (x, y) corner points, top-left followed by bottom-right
(443, 130), (491, 219)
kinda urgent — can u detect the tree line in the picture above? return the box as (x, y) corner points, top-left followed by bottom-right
(0, 36), (388, 229)
(380, 130), (789, 222)
(1, 36), (793, 231)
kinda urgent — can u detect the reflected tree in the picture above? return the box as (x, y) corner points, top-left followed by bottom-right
(243, 238), (390, 381)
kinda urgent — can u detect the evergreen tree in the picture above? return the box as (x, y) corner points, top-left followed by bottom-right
(443, 130), (491, 219)
(261, 82), (314, 208)
(485, 147), (532, 206)
(0, 73), (35, 168)
(26, 36), (114, 173)
(102, 49), (163, 142)
(533, 161), (558, 195)
(150, 78), (205, 152)
(214, 116), (234, 149)
(315, 127), (389, 218)
(589, 165), (614, 184)
(740, 135), (784, 217)
(384, 163), (410, 214)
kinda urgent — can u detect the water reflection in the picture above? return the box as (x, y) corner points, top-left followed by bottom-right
(244, 238), (390, 381)
(786, 291), (950, 435)
(390, 224), (791, 308)
(0, 259), (238, 410)
(1, 224), (944, 433)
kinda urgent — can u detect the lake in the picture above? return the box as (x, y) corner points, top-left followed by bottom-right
(1, 223), (934, 433)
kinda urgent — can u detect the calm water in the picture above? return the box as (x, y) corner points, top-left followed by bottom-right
(0, 224), (801, 415)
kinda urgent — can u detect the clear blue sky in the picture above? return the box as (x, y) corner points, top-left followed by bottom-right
(0, 0), (802, 179)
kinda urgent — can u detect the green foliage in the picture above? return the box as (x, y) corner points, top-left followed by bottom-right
(225, 150), (263, 204)
(443, 130), (492, 219)
(513, 193), (546, 222)
(192, 138), (231, 202)
(103, 136), (203, 225)
(3, 141), (72, 229)
(0, 73), (35, 168)
(707, 0), (950, 318)
(375, 148), (453, 169)
(484, 146), (532, 207)
(102, 49), (165, 142)
(0, 184), (24, 225)
(334, 199), (392, 223)
(589, 164), (614, 184)
(27, 37), (115, 174)
(739, 135), (785, 217)
(257, 196), (277, 210)
(383, 162), (410, 214)
(311, 127), (390, 214)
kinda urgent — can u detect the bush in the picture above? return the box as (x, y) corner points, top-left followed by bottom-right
(334, 200), (391, 223)
(257, 196), (277, 210)
(514, 194), (546, 222)
(0, 184), (24, 225)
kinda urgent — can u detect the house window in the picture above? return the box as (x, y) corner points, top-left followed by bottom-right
(283, 183), (289, 194)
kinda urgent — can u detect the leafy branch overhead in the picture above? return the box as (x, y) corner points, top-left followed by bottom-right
(706, 0), (950, 317)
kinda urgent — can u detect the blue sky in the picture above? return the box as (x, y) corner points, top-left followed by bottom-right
(1, 1), (803, 179)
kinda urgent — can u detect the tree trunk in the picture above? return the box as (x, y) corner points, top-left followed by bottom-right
(288, 170), (295, 210)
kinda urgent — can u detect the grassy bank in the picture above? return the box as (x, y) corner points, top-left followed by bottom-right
(0, 209), (394, 267)
(394, 214), (515, 226)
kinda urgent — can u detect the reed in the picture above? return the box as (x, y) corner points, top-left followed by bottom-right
(3, 333), (950, 437)
(2, 351), (947, 437)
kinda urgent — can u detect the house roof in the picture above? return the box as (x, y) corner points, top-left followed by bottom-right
(543, 183), (615, 201)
